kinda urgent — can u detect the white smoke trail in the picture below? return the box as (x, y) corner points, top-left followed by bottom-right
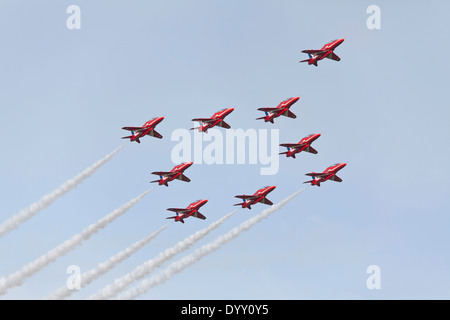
(46, 223), (169, 300)
(0, 145), (125, 238)
(0, 187), (153, 296)
(89, 209), (238, 300)
(118, 187), (306, 300)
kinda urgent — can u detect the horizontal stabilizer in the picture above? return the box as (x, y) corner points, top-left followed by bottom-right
(166, 216), (184, 223)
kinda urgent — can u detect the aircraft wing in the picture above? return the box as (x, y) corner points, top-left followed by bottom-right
(235, 195), (258, 200)
(301, 49), (326, 55)
(122, 126), (146, 132)
(330, 175), (342, 182)
(151, 171), (176, 177)
(192, 211), (206, 220)
(304, 146), (318, 154)
(192, 118), (215, 123)
(175, 174), (191, 182)
(259, 198), (273, 206)
(282, 110), (297, 118)
(305, 172), (329, 178)
(216, 120), (231, 129)
(257, 107), (279, 113)
(167, 208), (189, 214)
(279, 143), (305, 148)
(325, 52), (341, 61)
(147, 130), (163, 139)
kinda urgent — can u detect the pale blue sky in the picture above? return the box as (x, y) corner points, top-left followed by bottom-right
(0, 0), (449, 299)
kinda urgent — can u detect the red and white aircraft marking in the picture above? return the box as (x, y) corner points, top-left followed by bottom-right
(166, 199), (208, 223)
(279, 133), (321, 159)
(300, 38), (344, 66)
(191, 108), (234, 133)
(121, 117), (164, 143)
(151, 162), (193, 187)
(234, 186), (276, 210)
(256, 97), (299, 124)
(304, 163), (347, 187)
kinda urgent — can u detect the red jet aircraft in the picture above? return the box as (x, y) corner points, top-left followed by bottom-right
(304, 163), (347, 187)
(279, 133), (321, 159)
(257, 97), (299, 124)
(191, 108), (234, 133)
(234, 186), (276, 210)
(166, 199), (208, 223)
(300, 38), (344, 66)
(151, 162), (193, 187)
(121, 117), (164, 143)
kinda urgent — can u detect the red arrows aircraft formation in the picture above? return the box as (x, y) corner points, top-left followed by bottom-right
(121, 39), (347, 223)
(234, 186), (276, 210)
(190, 108), (235, 133)
(300, 38), (344, 67)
